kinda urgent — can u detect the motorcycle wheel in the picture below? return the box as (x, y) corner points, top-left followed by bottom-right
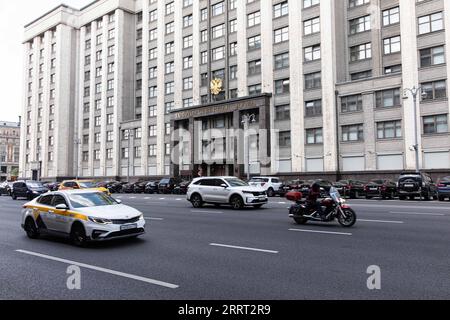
(294, 217), (308, 225)
(337, 208), (357, 228)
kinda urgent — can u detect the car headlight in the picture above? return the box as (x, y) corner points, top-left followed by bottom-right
(139, 214), (144, 220)
(88, 217), (112, 225)
(242, 191), (254, 194)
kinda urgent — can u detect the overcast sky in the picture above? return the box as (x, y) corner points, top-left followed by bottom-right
(0, 0), (92, 123)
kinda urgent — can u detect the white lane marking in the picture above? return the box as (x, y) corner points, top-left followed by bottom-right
(358, 219), (404, 224)
(278, 202), (287, 204)
(210, 243), (278, 254)
(129, 197), (136, 199)
(351, 203), (446, 211)
(159, 198), (166, 200)
(116, 196), (122, 199)
(289, 229), (352, 236)
(144, 197), (150, 200)
(389, 211), (445, 216)
(175, 199), (183, 201)
(145, 217), (164, 221)
(191, 210), (224, 214)
(15, 249), (178, 289)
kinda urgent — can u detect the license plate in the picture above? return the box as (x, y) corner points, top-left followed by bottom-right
(404, 184), (414, 188)
(370, 188), (378, 191)
(121, 224), (137, 231)
(259, 196), (266, 200)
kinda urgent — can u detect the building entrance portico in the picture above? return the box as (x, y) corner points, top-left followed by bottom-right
(171, 94), (272, 179)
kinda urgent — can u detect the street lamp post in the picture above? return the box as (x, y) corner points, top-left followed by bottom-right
(404, 86), (426, 173)
(127, 129), (135, 183)
(74, 138), (81, 180)
(241, 114), (256, 181)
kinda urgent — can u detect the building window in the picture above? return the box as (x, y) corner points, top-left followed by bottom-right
(304, 45), (321, 62)
(165, 42), (174, 54)
(248, 84), (262, 95)
(383, 7), (400, 26)
(274, 26), (289, 43)
(230, 42), (237, 56)
(183, 77), (193, 90)
(384, 65), (402, 74)
(212, 24), (225, 39)
(183, 35), (193, 48)
(212, 2), (224, 16)
(304, 72), (321, 89)
(166, 2), (175, 15)
(305, 100), (322, 117)
(134, 147), (142, 158)
(349, 0), (369, 8)
(274, 79), (290, 94)
(248, 35), (261, 50)
(383, 36), (401, 54)
(306, 128), (323, 144)
(275, 104), (291, 121)
(304, 17), (320, 35)
(149, 145), (157, 157)
(423, 114), (448, 134)
(165, 81), (175, 94)
(149, 125), (156, 137)
(183, 14), (193, 27)
(304, 0), (319, 9)
(166, 22), (174, 34)
(341, 94), (363, 113)
(106, 148), (113, 160)
(274, 52), (289, 70)
(349, 15), (371, 34)
(248, 60), (261, 75)
(247, 11), (261, 27)
(279, 131), (291, 147)
(421, 80), (447, 101)
(229, 65), (237, 80)
(377, 120), (402, 139)
(274, 1), (289, 18)
(351, 70), (372, 80)
(420, 46), (445, 67)
(418, 12), (444, 35)
(122, 148), (129, 159)
(212, 46), (225, 61)
(341, 124), (364, 142)
(183, 56), (193, 69)
(350, 43), (372, 61)
(375, 88), (401, 108)
(230, 19), (237, 33)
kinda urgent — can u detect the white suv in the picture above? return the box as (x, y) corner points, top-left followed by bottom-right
(187, 176), (268, 210)
(248, 177), (283, 197)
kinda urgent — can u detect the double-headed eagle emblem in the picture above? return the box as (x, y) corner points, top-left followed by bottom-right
(210, 78), (223, 95)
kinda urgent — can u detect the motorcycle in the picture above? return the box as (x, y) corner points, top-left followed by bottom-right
(287, 187), (357, 227)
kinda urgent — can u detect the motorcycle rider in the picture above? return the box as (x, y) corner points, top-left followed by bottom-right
(306, 182), (327, 220)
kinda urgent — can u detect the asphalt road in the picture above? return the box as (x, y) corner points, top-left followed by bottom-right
(0, 192), (449, 300)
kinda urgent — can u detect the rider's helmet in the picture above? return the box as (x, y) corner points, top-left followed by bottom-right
(311, 182), (321, 192)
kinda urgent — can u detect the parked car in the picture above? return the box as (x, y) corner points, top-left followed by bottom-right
(397, 171), (437, 200)
(334, 180), (366, 199)
(158, 178), (180, 194)
(121, 182), (136, 194)
(11, 181), (49, 200)
(187, 176), (268, 210)
(144, 181), (160, 194)
(96, 181), (123, 194)
(300, 179), (334, 198)
(133, 181), (150, 194)
(281, 180), (306, 193)
(364, 179), (397, 199)
(59, 180), (111, 195)
(0, 181), (13, 196)
(248, 177), (283, 197)
(437, 176), (450, 201)
(173, 180), (191, 195)
(43, 182), (60, 192)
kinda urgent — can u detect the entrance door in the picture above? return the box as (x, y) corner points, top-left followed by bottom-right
(210, 164), (226, 176)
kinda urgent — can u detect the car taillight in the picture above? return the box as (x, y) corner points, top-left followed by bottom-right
(347, 185), (352, 190)
(364, 186), (369, 191)
(381, 185), (387, 191)
(437, 184), (445, 187)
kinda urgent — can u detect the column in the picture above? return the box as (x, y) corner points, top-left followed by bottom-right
(100, 15), (109, 177)
(192, 0), (201, 105)
(141, 2), (150, 176)
(444, 1), (450, 117)
(156, 0), (166, 175)
(236, 0), (248, 97)
(400, 0), (420, 170)
(289, 0), (305, 173)
(19, 42), (31, 178)
(321, 1), (338, 172)
(77, 27), (86, 178)
(41, 31), (52, 178)
(113, 9), (124, 177)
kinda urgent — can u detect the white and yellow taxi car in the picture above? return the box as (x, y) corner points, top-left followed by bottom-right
(21, 190), (145, 246)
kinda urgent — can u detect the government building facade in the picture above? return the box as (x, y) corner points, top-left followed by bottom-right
(20, 0), (450, 181)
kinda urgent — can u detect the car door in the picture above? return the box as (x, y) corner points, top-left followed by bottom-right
(199, 178), (216, 202)
(51, 194), (71, 234)
(34, 195), (57, 231)
(211, 179), (230, 203)
(271, 178), (282, 192)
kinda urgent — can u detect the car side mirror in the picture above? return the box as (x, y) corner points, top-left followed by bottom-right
(55, 204), (69, 211)
(221, 184), (228, 188)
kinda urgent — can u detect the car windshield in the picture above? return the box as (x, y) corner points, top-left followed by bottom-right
(250, 178), (269, 182)
(225, 178), (249, 187)
(78, 182), (96, 188)
(69, 192), (119, 208)
(26, 182), (44, 188)
(370, 180), (384, 184)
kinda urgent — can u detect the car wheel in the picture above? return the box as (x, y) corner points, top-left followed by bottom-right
(24, 218), (40, 239)
(438, 195), (445, 201)
(409, 196), (415, 200)
(12, 193), (17, 200)
(365, 196), (372, 200)
(191, 194), (203, 208)
(70, 224), (88, 247)
(230, 195), (244, 210)
(424, 192), (430, 201)
(399, 195), (406, 200)
(267, 188), (275, 197)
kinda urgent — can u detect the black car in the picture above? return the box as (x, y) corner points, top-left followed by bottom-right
(96, 181), (122, 193)
(144, 181), (160, 194)
(282, 180), (305, 192)
(300, 179), (333, 198)
(158, 178), (180, 194)
(121, 182), (136, 193)
(334, 180), (366, 199)
(364, 179), (397, 199)
(133, 181), (150, 194)
(173, 180), (191, 195)
(0, 181), (13, 196)
(11, 181), (49, 200)
(397, 171), (437, 200)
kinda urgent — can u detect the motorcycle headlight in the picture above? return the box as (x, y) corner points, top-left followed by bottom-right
(88, 217), (112, 225)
